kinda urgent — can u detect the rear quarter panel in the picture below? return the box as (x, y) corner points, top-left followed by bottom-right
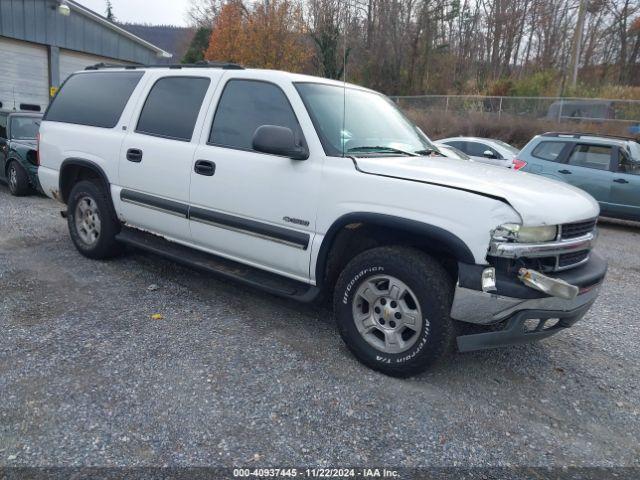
(38, 122), (124, 201)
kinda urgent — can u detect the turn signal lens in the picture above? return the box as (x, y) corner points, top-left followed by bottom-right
(518, 268), (579, 300)
(512, 158), (527, 170)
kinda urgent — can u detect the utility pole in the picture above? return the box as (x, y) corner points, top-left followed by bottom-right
(569, 0), (587, 88)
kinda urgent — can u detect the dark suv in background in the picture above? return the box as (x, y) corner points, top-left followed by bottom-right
(517, 133), (640, 222)
(0, 111), (42, 196)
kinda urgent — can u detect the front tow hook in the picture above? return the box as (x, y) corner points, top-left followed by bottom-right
(518, 268), (579, 300)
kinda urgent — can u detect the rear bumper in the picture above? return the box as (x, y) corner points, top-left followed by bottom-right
(451, 252), (607, 351)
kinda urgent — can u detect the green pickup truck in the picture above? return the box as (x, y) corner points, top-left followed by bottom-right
(0, 111), (42, 196)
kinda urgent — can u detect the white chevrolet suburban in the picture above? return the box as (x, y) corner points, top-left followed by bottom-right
(38, 63), (607, 377)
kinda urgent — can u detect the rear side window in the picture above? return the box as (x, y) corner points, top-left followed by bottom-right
(567, 144), (612, 171)
(44, 72), (143, 128)
(209, 80), (303, 150)
(532, 141), (565, 162)
(136, 76), (210, 141)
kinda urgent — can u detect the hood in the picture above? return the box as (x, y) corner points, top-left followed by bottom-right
(353, 155), (600, 225)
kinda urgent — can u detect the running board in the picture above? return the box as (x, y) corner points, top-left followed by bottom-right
(116, 226), (321, 302)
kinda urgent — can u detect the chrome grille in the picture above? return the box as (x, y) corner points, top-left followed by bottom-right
(561, 219), (597, 239)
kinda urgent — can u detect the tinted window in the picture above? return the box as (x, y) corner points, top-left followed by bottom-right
(136, 76), (210, 141)
(210, 80), (303, 150)
(567, 144), (612, 171)
(466, 142), (501, 158)
(45, 72), (143, 128)
(0, 114), (7, 139)
(532, 141), (566, 162)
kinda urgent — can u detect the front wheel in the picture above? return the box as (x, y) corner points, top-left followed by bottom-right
(7, 161), (31, 196)
(333, 246), (455, 377)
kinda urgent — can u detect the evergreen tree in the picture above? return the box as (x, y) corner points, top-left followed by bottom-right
(182, 26), (212, 63)
(106, 0), (115, 22)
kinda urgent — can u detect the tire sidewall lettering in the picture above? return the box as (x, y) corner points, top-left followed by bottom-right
(342, 266), (385, 305)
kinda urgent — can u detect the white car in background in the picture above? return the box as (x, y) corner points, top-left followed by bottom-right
(438, 136), (520, 169)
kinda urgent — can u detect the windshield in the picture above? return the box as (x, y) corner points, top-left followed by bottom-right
(10, 116), (41, 140)
(295, 83), (437, 157)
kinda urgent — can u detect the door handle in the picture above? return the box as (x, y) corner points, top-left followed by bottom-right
(613, 178), (629, 184)
(126, 148), (143, 163)
(194, 160), (216, 176)
(558, 169), (572, 174)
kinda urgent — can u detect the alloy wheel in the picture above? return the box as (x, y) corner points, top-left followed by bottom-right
(74, 195), (102, 246)
(352, 274), (425, 354)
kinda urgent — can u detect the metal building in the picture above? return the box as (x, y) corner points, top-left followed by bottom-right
(0, 0), (171, 112)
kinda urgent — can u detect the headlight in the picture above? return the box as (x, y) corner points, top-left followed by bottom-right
(492, 223), (558, 243)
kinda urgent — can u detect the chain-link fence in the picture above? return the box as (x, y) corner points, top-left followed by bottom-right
(393, 95), (640, 126)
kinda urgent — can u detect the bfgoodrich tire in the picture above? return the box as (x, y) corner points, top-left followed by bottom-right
(67, 180), (122, 259)
(333, 246), (455, 377)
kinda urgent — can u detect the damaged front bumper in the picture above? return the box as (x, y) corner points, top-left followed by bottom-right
(451, 252), (607, 352)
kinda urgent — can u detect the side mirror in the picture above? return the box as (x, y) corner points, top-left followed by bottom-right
(252, 125), (309, 161)
(483, 149), (497, 159)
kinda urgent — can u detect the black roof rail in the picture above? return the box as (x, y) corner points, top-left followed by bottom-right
(542, 132), (638, 143)
(85, 61), (244, 71)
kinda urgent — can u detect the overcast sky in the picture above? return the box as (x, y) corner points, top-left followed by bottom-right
(75, 0), (191, 26)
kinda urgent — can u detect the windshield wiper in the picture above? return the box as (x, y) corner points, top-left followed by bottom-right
(347, 146), (419, 157)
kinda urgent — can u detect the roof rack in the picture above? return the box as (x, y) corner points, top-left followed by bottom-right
(85, 61), (244, 71)
(542, 132), (639, 143)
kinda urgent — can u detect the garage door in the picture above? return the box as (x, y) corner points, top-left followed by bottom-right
(59, 50), (129, 84)
(0, 37), (49, 112)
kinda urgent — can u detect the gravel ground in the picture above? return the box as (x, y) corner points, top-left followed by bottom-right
(0, 185), (639, 469)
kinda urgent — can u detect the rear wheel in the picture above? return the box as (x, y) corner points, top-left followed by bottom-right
(333, 246), (455, 377)
(7, 161), (31, 196)
(67, 180), (122, 259)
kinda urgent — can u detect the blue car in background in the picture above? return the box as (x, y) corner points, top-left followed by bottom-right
(516, 132), (640, 221)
